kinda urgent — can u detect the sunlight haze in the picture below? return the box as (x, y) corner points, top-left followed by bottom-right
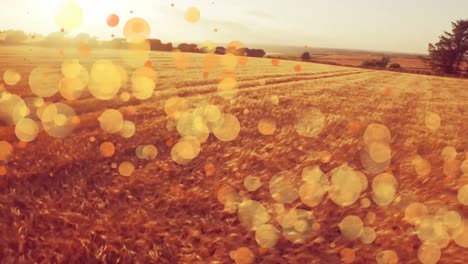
(1, 0), (467, 53)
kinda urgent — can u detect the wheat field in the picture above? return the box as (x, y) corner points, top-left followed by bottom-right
(0, 46), (468, 263)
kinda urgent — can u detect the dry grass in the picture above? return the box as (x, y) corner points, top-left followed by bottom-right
(0, 46), (467, 263)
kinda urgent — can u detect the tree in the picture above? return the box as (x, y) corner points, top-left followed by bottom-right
(235, 48), (249, 56)
(73, 33), (91, 44)
(215, 46), (226, 55)
(248, 49), (266, 58)
(73, 33), (98, 48)
(101, 38), (126, 49)
(2, 30), (28, 44)
(229, 47), (265, 58)
(88, 37), (99, 48)
(428, 20), (468, 74)
(149, 39), (172, 51)
(42, 32), (69, 47)
(301, 52), (311, 61)
(361, 56), (390, 68)
(381, 56), (390, 68)
(177, 43), (199, 53)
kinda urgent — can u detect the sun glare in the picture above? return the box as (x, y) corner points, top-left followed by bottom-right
(48, 0), (115, 34)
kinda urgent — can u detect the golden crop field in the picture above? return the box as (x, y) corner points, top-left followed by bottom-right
(1, 45), (468, 264)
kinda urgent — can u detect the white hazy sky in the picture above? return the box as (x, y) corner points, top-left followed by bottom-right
(1, 0), (467, 53)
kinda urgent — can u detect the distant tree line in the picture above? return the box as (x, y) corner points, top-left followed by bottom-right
(0, 30), (101, 48)
(0, 30), (29, 44)
(0, 29), (267, 58)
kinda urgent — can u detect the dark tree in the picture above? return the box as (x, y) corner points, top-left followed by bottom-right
(389, 63), (401, 69)
(149, 39), (173, 51)
(361, 56), (390, 68)
(149, 38), (163, 49)
(428, 20), (468, 74)
(177, 43), (199, 53)
(301, 52), (311, 61)
(248, 49), (266, 58)
(215, 46), (226, 55)
(230, 47), (265, 58)
(164, 42), (174, 51)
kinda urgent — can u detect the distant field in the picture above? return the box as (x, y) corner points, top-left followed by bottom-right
(311, 53), (430, 71)
(262, 45), (435, 72)
(1, 46), (467, 263)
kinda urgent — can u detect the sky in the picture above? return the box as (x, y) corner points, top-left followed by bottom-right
(1, 0), (467, 54)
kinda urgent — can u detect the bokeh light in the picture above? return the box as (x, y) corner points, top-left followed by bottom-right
(230, 247), (254, 264)
(55, 1), (83, 31)
(258, 118), (277, 135)
(417, 242), (441, 264)
(120, 120), (136, 138)
(123, 18), (151, 42)
(121, 39), (151, 68)
(339, 215), (364, 240)
(164, 96), (188, 120)
(405, 202), (429, 225)
(329, 165), (362, 206)
(281, 209), (316, 244)
(99, 109), (124, 134)
(0, 93), (29, 124)
(131, 66), (157, 99)
(217, 77), (238, 100)
(244, 175), (262, 192)
(119, 161), (135, 176)
(15, 118), (39, 142)
(29, 67), (61, 97)
(363, 123), (391, 145)
(88, 60), (122, 100)
(0, 141), (13, 161)
(184, 7), (200, 23)
(100, 142), (115, 157)
(360, 226), (377, 244)
(425, 112), (441, 131)
(3, 69), (21, 85)
(376, 250), (398, 264)
(212, 113), (240, 142)
(41, 103), (77, 138)
(457, 184), (468, 205)
(372, 173), (397, 206)
(238, 199), (270, 229)
(294, 108), (325, 137)
(269, 172), (298, 203)
(107, 14), (120, 27)
(255, 224), (279, 248)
